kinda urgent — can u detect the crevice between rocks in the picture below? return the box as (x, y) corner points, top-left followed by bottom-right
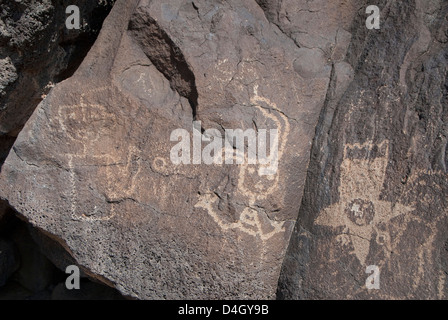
(128, 8), (199, 121)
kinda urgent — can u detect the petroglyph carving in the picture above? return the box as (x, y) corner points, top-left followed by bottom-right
(58, 87), (142, 221)
(315, 140), (415, 265)
(316, 139), (448, 293)
(195, 85), (290, 241)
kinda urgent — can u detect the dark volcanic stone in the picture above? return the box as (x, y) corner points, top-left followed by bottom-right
(1, 0), (447, 300)
(0, 0), (116, 168)
(278, 0), (448, 299)
(0, 0), (359, 299)
(51, 280), (125, 300)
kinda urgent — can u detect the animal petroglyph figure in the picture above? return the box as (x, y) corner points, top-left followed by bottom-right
(195, 85), (290, 242)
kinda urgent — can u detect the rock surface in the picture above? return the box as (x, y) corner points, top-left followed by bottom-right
(0, 0), (358, 299)
(278, 0), (448, 299)
(0, 0), (447, 300)
(0, 0), (115, 166)
(0, 213), (123, 300)
(51, 280), (125, 300)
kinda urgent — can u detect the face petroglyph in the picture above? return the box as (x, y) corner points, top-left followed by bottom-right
(314, 139), (448, 297)
(315, 140), (416, 266)
(345, 199), (375, 226)
(0, 0), (351, 299)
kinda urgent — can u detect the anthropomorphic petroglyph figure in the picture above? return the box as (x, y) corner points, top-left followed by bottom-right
(195, 85), (290, 242)
(314, 139), (448, 296)
(315, 140), (415, 265)
(58, 87), (142, 221)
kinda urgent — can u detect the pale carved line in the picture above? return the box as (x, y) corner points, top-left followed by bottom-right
(315, 139), (448, 294)
(58, 86), (142, 222)
(195, 85), (290, 242)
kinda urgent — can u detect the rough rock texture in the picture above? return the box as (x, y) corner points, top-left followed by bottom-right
(278, 0), (448, 299)
(0, 0), (447, 300)
(0, 0), (123, 300)
(0, 0), (359, 299)
(0, 0), (116, 243)
(0, 212), (123, 300)
(29, 226), (90, 278)
(0, 0), (115, 165)
(51, 280), (125, 300)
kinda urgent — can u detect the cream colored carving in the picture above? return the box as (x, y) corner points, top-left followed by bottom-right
(195, 84), (290, 242)
(315, 139), (448, 296)
(315, 140), (415, 265)
(59, 87), (141, 221)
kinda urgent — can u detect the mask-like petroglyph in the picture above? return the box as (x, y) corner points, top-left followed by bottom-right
(195, 85), (290, 242)
(315, 140), (415, 265)
(313, 138), (448, 296)
(58, 86), (142, 221)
